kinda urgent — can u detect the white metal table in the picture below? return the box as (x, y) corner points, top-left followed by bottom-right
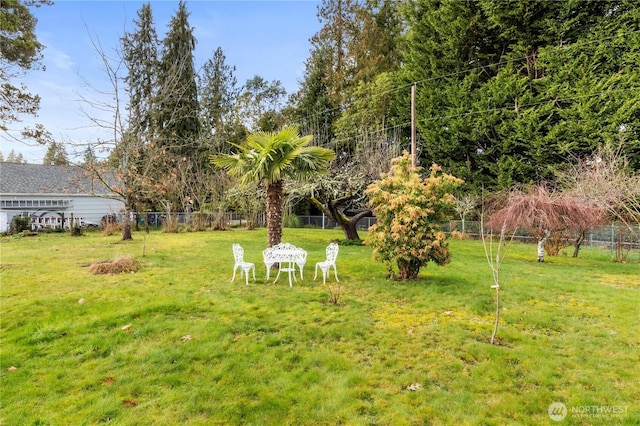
(263, 243), (307, 287)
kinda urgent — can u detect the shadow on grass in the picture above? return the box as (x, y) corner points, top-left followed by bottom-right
(378, 274), (472, 295)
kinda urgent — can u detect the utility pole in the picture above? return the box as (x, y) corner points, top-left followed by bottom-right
(411, 83), (417, 168)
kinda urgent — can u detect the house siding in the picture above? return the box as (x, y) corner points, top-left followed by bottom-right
(0, 163), (124, 232)
(0, 194), (123, 231)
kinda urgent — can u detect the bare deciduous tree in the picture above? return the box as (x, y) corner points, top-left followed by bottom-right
(78, 33), (183, 240)
(291, 129), (402, 241)
(481, 211), (515, 345)
(559, 143), (640, 262)
(454, 193), (479, 236)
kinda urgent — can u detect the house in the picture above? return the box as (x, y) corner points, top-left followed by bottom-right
(0, 162), (124, 232)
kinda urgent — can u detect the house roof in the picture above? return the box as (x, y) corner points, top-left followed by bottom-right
(0, 162), (117, 196)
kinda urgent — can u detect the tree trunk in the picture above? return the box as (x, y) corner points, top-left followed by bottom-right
(309, 196), (369, 241)
(397, 259), (420, 280)
(461, 212), (466, 235)
(342, 221), (360, 240)
(122, 204), (133, 241)
(572, 231), (586, 258)
(491, 286), (500, 345)
(537, 229), (550, 262)
(265, 180), (284, 247)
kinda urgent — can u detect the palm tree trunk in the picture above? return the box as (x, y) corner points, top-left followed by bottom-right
(265, 180), (284, 247)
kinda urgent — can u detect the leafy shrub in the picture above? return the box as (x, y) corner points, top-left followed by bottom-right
(283, 214), (302, 228)
(365, 152), (462, 280)
(11, 213), (31, 234)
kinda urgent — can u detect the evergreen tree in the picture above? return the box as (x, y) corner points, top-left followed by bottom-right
(6, 150), (26, 163)
(157, 0), (200, 155)
(122, 2), (160, 143)
(82, 146), (96, 166)
(42, 141), (69, 165)
(396, 0), (638, 191)
(198, 46), (241, 153)
(155, 1), (202, 216)
(1, 0), (52, 143)
(310, 0), (362, 108)
(116, 2), (163, 240)
(286, 47), (337, 147)
(536, 2), (640, 169)
(296, 0), (403, 148)
(352, 0), (403, 84)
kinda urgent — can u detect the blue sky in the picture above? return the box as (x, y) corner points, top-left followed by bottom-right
(2, 0), (322, 163)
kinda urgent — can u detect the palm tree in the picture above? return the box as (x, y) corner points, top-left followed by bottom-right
(211, 125), (335, 247)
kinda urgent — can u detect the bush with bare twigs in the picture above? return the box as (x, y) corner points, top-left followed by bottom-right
(101, 219), (123, 236)
(559, 144), (640, 262)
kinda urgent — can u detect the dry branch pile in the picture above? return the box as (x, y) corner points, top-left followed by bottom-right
(88, 256), (138, 275)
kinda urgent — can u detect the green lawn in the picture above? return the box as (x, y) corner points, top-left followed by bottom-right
(1, 229), (638, 425)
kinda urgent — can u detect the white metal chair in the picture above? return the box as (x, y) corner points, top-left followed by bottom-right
(314, 242), (339, 284)
(294, 248), (307, 279)
(231, 244), (256, 285)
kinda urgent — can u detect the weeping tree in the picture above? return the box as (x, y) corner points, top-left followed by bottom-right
(487, 184), (606, 262)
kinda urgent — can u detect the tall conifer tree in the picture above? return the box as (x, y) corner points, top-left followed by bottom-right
(157, 0), (200, 155)
(396, 0), (638, 191)
(122, 3), (159, 143)
(198, 47), (241, 153)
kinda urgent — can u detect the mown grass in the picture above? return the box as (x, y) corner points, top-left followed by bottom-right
(1, 228), (638, 425)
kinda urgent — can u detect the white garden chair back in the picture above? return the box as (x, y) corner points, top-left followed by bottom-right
(314, 242), (339, 284)
(231, 243), (256, 285)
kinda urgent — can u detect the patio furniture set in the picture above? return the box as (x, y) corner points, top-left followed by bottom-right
(231, 242), (339, 287)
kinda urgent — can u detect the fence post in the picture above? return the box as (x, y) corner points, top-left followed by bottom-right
(610, 224), (615, 256)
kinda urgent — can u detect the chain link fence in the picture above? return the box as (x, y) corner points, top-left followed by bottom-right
(135, 212), (639, 259)
(445, 220), (640, 260)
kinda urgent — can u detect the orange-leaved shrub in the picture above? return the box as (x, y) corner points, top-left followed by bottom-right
(365, 152), (462, 280)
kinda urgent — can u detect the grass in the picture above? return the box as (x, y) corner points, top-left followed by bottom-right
(1, 228), (639, 425)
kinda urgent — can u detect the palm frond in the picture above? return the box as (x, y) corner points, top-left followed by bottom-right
(211, 125), (334, 186)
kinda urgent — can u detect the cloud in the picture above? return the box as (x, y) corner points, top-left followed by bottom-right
(46, 47), (75, 70)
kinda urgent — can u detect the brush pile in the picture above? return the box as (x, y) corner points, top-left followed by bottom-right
(88, 256), (138, 275)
